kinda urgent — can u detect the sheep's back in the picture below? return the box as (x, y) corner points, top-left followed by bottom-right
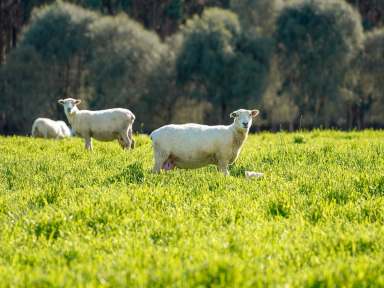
(57, 121), (71, 137)
(151, 124), (232, 156)
(33, 118), (61, 137)
(74, 109), (133, 140)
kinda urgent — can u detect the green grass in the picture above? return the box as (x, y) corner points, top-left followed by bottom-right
(0, 130), (384, 287)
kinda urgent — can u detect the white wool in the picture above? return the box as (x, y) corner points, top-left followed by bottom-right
(150, 109), (259, 175)
(58, 98), (135, 150)
(245, 171), (264, 179)
(57, 120), (72, 137)
(31, 118), (71, 139)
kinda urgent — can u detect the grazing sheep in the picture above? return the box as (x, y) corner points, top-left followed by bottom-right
(58, 98), (135, 150)
(31, 118), (72, 139)
(150, 109), (260, 175)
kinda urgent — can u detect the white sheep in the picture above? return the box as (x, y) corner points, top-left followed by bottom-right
(31, 118), (72, 139)
(58, 98), (135, 150)
(150, 109), (260, 175)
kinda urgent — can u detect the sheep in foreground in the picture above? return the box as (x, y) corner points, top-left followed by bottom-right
(150, 109), (260, 175)
(58, 98), (135, 150)
(31, 118), (72, 139)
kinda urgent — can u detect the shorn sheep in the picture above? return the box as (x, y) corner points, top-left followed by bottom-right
(58, 98), (135, 150)
(31, 118), (72, 139)
(150, 109), (260, 175)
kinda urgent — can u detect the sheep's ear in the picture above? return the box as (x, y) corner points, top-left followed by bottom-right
(58, 99), (64, 105)
(75, 99), (81, 105)
(251, 109), (260, 118)
(230, 111), (238, 119)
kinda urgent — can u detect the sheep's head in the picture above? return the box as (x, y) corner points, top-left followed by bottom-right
(58, 98), (81, 115)
(230, 109), (259, 131)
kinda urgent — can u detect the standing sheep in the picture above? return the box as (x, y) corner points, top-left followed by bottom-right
(31, 118), (72, 139)
(58, 98), (135, 150)
(150, 109), (260, 175)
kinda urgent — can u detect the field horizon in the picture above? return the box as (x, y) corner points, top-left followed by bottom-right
(0, 130), (383, 287)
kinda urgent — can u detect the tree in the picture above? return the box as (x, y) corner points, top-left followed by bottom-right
(139, 34), (213, 132)
(87, 14), (166, 113)
(361, 29), (384, 114)
(65, 0), (230, 37)
(345, 0), (384, 30)
(176, 8), (271, 124)
(230, 0), (284, 37)
(0, 2), (97, 134)
(0, 0), (22, 64)
(261, 56), (299, 131)
(342, 28), (384, 128)
(0, 1), (168, 134)
(275, 0), (364, 127)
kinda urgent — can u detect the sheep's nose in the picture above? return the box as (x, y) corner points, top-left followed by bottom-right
(242, 122), (248, 128)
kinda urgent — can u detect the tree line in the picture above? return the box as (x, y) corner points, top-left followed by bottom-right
(0, 0), (383, 134)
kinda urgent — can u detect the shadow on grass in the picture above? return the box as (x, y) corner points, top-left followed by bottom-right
(229, 165), (247, 178)
(105, 162), (145, 185)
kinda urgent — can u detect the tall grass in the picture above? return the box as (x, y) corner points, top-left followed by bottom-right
(0, 131), (383, 287)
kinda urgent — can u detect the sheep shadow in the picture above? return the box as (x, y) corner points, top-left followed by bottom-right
(105, 162), (145, 185)
(229, 165), (247, 178)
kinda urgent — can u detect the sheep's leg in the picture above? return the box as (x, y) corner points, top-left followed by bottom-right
(128, 126), (135, 149)
(218, 160), (229, 176)
(84, 137), (93, 151)
(120, 131), (132, 150)
(55, 131), (63, 140)
(152, 147), (169, 173)
(32, 126), (39, 137)
(117, 136), (125, 149)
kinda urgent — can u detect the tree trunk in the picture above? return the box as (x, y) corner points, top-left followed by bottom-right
(0, 0), (22, 64)
(11, 27), (17, 47)
(221, 98), (227, 124)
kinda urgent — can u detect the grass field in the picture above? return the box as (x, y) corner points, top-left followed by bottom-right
(0, 131), (383, 287)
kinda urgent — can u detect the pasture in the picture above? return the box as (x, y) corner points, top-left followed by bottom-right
(0, 131), (383, 287)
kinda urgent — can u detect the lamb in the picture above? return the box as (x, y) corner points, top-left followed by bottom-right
(31, 118), (72, 139)
(58, 98), (135, 150)
(150, 109), (260, 175)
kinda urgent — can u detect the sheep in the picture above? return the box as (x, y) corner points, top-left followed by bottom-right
(31, 118), (72, 139)
(58, 98), (135, 150)
(150, 109), (260, 175)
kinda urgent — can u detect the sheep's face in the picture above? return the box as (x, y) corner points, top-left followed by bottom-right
(58, 98), (81, 115)
(230, 109), (259, 131)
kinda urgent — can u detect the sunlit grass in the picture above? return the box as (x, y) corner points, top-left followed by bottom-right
(0, 131), (383, 287)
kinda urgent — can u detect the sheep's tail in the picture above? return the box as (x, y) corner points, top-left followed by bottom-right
(31, 120), (38, 137)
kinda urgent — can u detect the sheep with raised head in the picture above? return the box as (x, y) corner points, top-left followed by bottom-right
(58, 98), (135, 150)
(31, 118), (72, 139)
(150, 109), (260, 175)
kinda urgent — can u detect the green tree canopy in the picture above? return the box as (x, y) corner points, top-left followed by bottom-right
(1, 1), (165, 133)
(275, 0), (364, 127)
(176, 8), (271, 123)
(343, 28), (384, 128)
(22, 2), (96, 64)
(87, 14), (166, 110)
(1, 2), (97, 134)
(230, 0), (285, 36)
(362, 29), (384, 126)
